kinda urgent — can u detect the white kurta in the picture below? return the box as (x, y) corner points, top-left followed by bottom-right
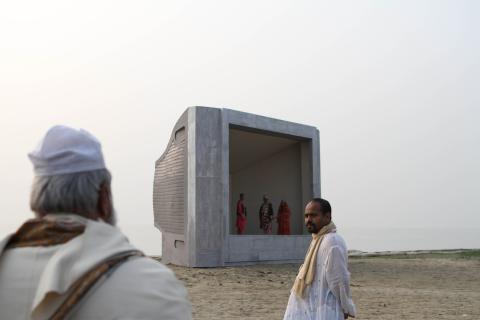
(0, 214), (192, 320)
(284, 232), (356, 320)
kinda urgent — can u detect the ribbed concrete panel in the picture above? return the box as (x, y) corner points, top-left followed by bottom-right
(153, 126), (187, 235)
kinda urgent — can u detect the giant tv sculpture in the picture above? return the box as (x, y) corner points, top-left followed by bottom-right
(153, 107), (320, 267)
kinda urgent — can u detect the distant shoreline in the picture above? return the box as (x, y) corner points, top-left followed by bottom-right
(349, 248), (480, 259)
(152, 248), (480, 263)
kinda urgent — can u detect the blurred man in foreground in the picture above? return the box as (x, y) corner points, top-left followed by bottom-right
(283, 198), (356, 320)
(0, 125), (192, 320)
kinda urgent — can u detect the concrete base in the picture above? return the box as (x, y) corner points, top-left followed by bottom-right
(226, 235), (311, 264)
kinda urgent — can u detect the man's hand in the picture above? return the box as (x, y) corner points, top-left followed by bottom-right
(344, 313), (355, 319)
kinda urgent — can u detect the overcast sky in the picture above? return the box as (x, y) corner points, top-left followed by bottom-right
(1, 1), (479, 253)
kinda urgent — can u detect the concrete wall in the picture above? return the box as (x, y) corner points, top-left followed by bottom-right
(192, 108), (224, 267)
(153, 110), (189, 266)
(223, 108), (320, 199)
(153, 128), (186, 234)
(226, 235), (312, 264)
(229, 143), (304, 235)
(300, 140), (313, 234)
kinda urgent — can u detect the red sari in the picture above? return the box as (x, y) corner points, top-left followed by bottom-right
(277, 201), (291, 235)
(236, 200), (247, 234)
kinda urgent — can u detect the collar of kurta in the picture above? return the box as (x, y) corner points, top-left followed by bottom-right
(0, 214), (141, 320)
(292, 221), (337, 298)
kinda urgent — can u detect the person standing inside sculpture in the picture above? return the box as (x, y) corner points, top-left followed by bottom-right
(258, 194), (274, 234)
(277, 200), (291, 235)
(236, 193), (247, 234)
(283, 198), (356, 320)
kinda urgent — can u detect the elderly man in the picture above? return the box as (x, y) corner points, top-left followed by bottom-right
(283, 198), (356, 320)
(0, 126), (192, 320)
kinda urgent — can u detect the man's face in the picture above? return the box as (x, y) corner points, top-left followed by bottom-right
(304, 201), (329, 234)
(240, 194), (244, 201)
(263, 196), (268, 203)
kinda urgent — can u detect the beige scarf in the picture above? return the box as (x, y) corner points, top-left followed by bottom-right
(292, 221), (336, 298)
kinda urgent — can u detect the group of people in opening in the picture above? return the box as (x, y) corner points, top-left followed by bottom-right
(236, 193), (291, 235)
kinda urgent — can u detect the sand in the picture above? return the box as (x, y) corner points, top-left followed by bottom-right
(165, 251), (480, 320)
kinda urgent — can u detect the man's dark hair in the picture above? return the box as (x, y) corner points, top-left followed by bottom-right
(310, 198), (331, 215)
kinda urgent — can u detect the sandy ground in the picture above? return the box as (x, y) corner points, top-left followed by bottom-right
(166, 253), (480, 320)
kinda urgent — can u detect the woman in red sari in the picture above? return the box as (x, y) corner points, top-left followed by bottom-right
(236, 193), (247, 234)
(277, 200), (291, 235)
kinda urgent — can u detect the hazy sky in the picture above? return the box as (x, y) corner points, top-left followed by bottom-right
(1, 1), (479, 253)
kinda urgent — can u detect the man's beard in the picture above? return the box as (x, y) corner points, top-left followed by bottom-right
(306, 222), (319, 234)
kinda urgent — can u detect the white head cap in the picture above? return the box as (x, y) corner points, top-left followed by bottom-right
(28, 125), (106, 176)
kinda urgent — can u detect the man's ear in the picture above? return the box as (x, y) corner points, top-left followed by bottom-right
(97, 183), (112, 222)
(326, 212), (332, 222)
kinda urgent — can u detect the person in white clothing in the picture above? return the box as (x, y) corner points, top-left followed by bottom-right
(283, 198), (356, 320)
(0, 125), (192, 320)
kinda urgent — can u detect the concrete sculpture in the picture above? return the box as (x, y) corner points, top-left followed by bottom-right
(153, 107), (320, 267)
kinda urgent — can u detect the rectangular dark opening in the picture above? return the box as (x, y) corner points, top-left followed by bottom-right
(229, 126), (313, 236)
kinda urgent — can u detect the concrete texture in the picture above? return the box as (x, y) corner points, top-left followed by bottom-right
(153, 106), (320, 267)
(153, 109), (188, 266)
(226, 235), (312, 264)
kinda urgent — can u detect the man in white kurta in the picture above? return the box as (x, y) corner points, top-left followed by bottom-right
(284, 198), (356, 320)
(0, 214), (191, 320)
(0, 125), (192, 320)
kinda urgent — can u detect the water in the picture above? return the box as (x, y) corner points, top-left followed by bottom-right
(342, 227), (480, 252)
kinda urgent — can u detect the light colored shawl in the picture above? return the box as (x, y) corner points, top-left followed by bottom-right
(292, 221), (336, 298)
(2, 215), (143, 320)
